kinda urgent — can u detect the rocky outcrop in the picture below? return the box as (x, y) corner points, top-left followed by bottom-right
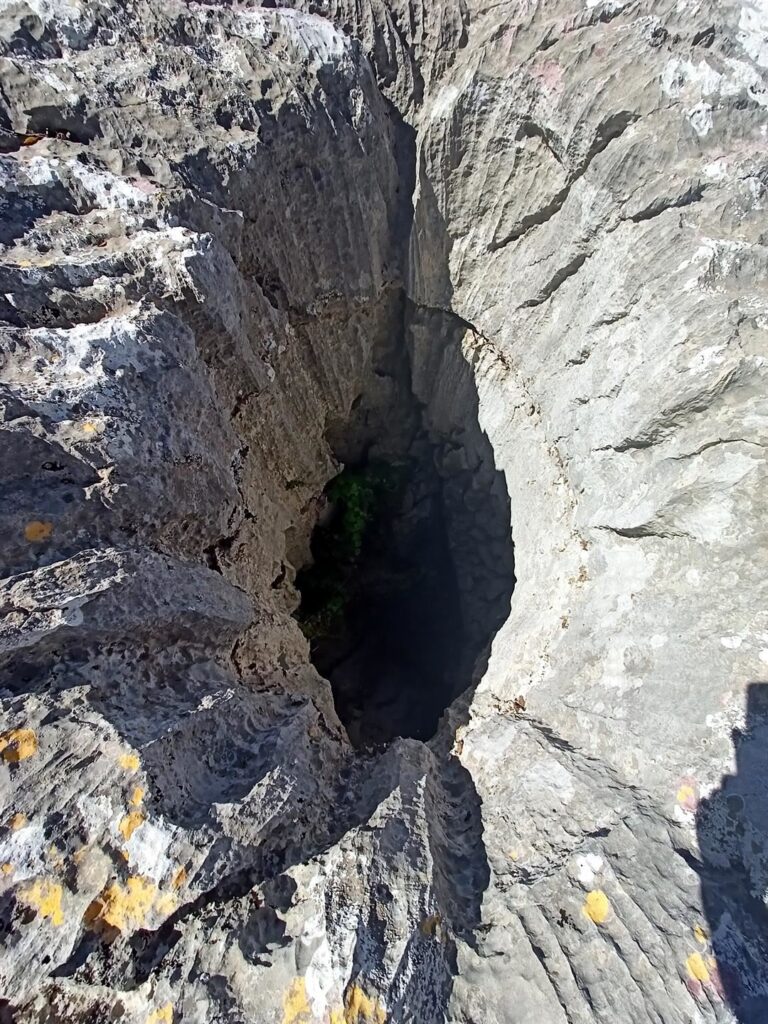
(1, 1), (766, 1022)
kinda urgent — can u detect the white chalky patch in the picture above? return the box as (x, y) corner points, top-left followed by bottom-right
(0, 824), (47, 882)
(662, 55), (768, 107)
(69, 163), (156, 211)
(574, 853), (604, 885)
(429, 84), (462, 121)
(688, 102), (713, 136)
(125, 820), (173, 882)
(21, 157), (58, 186)
(720, 636), (742, 649)
(703, 158), (729, 180)
(687, 345), (725, 372)
(662, 58), (723, 98)
(75, 793), (116, 837)
(739, 4), (768, 68)
(302, 908), (338, 1015)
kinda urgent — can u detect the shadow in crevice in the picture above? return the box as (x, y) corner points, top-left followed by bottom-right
(696, 682), (768, 1021)
(293, 128), (514, 752)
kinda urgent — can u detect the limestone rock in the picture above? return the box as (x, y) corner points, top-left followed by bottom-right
(0, 1), (766, 1022)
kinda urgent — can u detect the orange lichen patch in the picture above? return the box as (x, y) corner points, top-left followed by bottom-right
(130, 786), (145, 807)
(24, 520), (53, 543)
(0, 728), (38, 763)
(282, 978), (311, 1024)
(171, 865), (187, 890)
(331, 1003), (391, 1024)
(146, 1005), (173, 1024)
(118, 752), (140, 772)
(582, 890), (611, 925)
(8, 812), (28, 830)
(1, 863), (13, 875)
(19, 879), (64, 926)
(686, 952), (711, 984)
(342, 985), (387, 1024)
(119, 810), (146, 840)
(21, 134), (44, 146)
(85, 876), (156, 935)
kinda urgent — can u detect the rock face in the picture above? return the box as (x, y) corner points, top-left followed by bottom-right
(0, 1), (767, 1022)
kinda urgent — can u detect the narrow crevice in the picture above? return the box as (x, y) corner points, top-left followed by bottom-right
(293, 294), (515, 747)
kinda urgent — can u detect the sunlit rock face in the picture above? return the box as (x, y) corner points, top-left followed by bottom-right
(0, 2), (767, 1022)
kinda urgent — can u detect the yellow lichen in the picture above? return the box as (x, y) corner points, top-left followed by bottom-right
(146, 1004), (173, 1024)
(1, 862), (14, 875)
(282, 978), (311, 1024)
(676, 784), (697, 807)
(119, 810), (146, 840)
(85, 876), (156, 933)
(154, 891), (177, 916)
(24, 520), (53, 543)
(118, 752), (140, 771)
(8, 812), (28, 830)
(130, 786), (145, 807)
(686, 952), (711, 983)
(693, 923), (709, 945)
(582, 890), (611, 925)
(48, 844), (64, 868)
(343, 985), (387, 1024)
(81, 420), (99, 434)
(20, 878), (64, 926)
(171, 865), (187, 889)
(0, 728), (38, 763)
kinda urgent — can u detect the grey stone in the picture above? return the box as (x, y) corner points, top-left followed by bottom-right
(0, 1), (766, 1022)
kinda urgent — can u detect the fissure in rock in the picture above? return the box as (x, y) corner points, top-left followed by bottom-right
(294, 305), (515, 747)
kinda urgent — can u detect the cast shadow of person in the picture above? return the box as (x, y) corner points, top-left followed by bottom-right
(696, 682), (768, 1021)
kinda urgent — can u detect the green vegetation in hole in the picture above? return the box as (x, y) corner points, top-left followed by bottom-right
(296, 460), (409, 642)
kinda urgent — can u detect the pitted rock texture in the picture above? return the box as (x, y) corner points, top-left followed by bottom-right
(0, 2), (767, 1023)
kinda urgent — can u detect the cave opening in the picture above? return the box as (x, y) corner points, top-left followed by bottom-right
(294, 310), (515, 748)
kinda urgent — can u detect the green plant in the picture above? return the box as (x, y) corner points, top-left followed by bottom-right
(295, 461), (409, 644)
(327, 465), (396, 557)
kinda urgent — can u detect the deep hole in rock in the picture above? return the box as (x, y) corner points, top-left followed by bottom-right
(294, 307), (515, 747)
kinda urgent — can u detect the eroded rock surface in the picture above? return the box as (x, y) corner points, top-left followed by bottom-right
(0, 1), (766, 1022)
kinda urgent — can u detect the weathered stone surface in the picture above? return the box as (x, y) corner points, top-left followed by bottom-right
(0, 1), (766, 1022)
